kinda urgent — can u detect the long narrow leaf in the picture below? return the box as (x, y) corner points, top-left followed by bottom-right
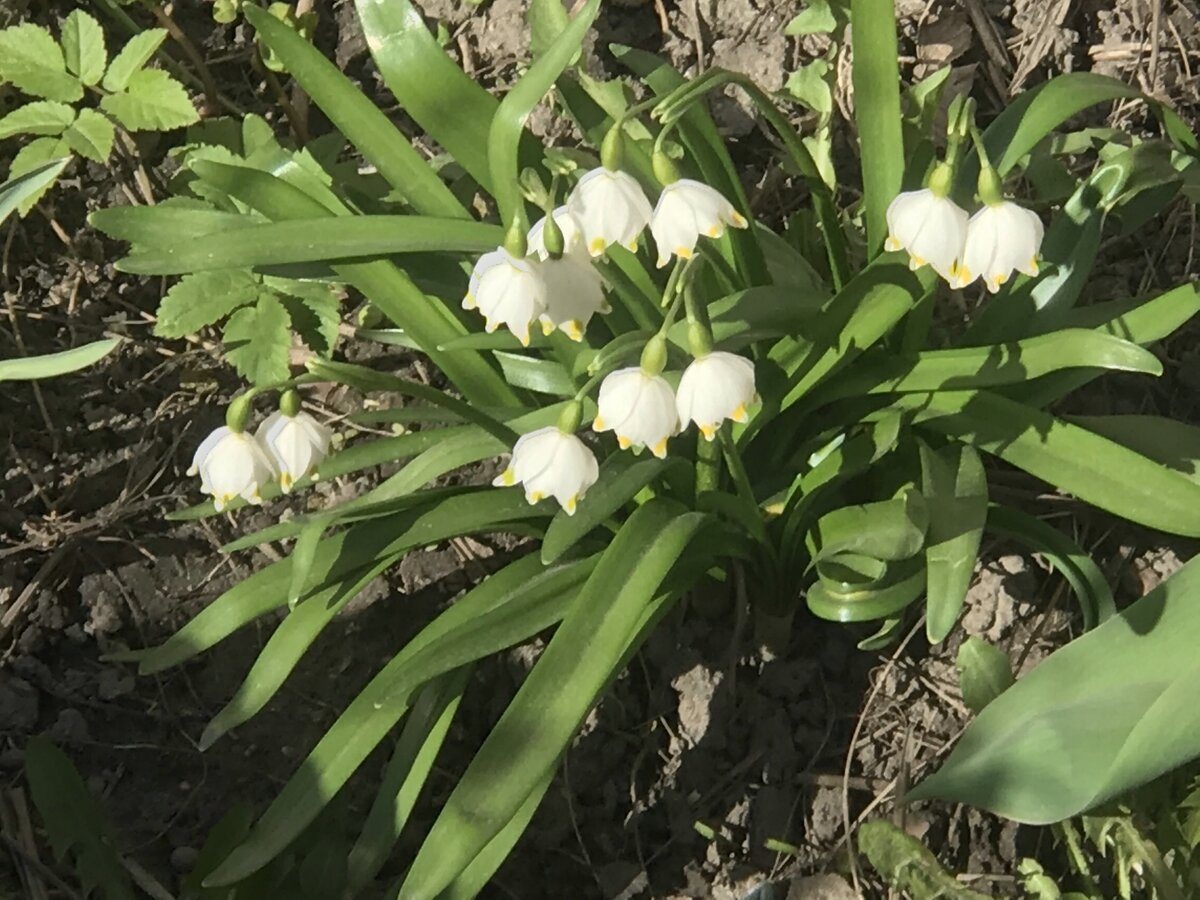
(0, 337), (119, 381)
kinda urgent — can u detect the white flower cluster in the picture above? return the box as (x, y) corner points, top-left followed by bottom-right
(190, 410), (331, 511)
(885, 189), (1044, 293)
(463, 167), (749, 346)
(486, 165), (756, 516)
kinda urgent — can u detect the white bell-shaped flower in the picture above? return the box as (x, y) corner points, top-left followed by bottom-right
(593, 367), (679, 458)
(566, 167), (654, 257)
(536, 254), (609, 341)
(255, 410), (332, 492)
(676, 351), (757, 440)
(463, 247), (547, 346)
(884, 188), (970, 281)
(952, 201), (1045, 293)
(527, 206), (588, 260)
(493, 426), (599, 515)
(650, 179), (749, 268)
(188, 426), (278, 512)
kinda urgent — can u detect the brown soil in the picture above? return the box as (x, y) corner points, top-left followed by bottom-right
(2, 2), (1198, 898)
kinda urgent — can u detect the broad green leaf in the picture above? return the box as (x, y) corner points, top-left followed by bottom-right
(986, 505), (1115, 630)
(354, 0), (500, 193)
(178, 159), (517, 407)
(0, 337), (118, 382)
(61, 10), (106, 86)
(400, 501), (709, 898)
(102, 29), (167, 92)
(0, 100), (75, 139)
(346, 667), (470, 894)
(155, 270), (260, 337)
(25, 737), (135, 900)
(807, 557), (927, 624)
(528, 0), (570, 57)
(785, 0), (840, 35)
(542, 454), (674, 562)
(90, 203), (260, 248)
(63, 108), (115, 162)
(0, 156), (69, 225)
(204, 554), (594, 886)
(242, 4), (466, 219)
(956, 636), (1015, 714)
(811, 490), (929, 563)
(223, 293), (292, 386)
(907, 390), (1200, 538)
(487, 0), (600, 226)
(859, 820), (990, 899)
(920, 442), (987, 643)
(820, 328), (1161, 404)
(1065, 415), (1200, 486)
(100, 68), (198, 131)
(8, 137), (70, 214)
(494, 351), (575, 395)
(0, 24), (82, 102)
(849, 0), (903, 255)
(909, 555), (1200, 823)
(115, 215), (503, 275)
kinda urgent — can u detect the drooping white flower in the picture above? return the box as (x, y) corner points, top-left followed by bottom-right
(527, 206), (588, 260)
(884, 188), (970, 281)
(188, 426), (278, 512)
(536, 254), (609, 341)
(952, 201), (1045, 293)
(463, 247), (547, 346)
(593, 366), (679, 458)
(566, 167), (654, 257)
(492, 426), (599, 515)
(650, 179), (749, 268)
(676, 352), (757, 440)
(255, 410), (332, 492)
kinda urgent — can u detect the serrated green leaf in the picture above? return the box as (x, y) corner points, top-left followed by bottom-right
(0, 23), (82, 102)
(101, 68), (198, 132)
(102, 28), (167, 92)
(61, 10), (106, 86)
(956, 636), (1015, 714)
(155, 270), (260, 338)
(275, 282), (340, 356)
(64, 107), (115, 162)
(0, 100), (76, 139)
(223, 293), (292, 386)
(25, 737), (136, 900)
(8, 136), (70, 215)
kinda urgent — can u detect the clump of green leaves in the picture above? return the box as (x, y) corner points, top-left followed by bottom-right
(0, 10), (198, 213)
(212, 0), (317, 73)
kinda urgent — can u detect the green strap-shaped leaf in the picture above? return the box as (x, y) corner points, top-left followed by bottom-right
(198, 490), (545, 747)
(242, 4), (466, 219)
(956, 636), (1015, 714)
(849, 0), (903, 256)
(114, 215), (504, 275)
(354, 0), (500, 193)
(487, 0), (600, 226)
(906, 389), (1200, 538)
(1065, 415), (1200, 486)
(0, 156), (69, 225)
(908, 554), (1200, 824)
(346, 666), (471, 894)
(90, 204), (261, 248)
(986, 504), (1115, 629)
(400, 500), (710, 898)
(920, 442), (987, 643)
(183, 159), (516, 406)
(818, 328), (1161, 405)
(203, 553), (596, 886)
(0, 336), (118, 381)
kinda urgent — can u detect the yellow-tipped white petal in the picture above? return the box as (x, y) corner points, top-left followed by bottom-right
(256, 410), (332, 491)
(676, 351), (757, 439)
(593, 366), (679, 455)
(566, 168), (653, 257)
(193, 428), (278, 509)
(497, 426), (599, 514)
(468, 247), (547, 343)
(884, 188), (969, 282)
(958, 200), (1045, 292)
(650, 179), (747, 268)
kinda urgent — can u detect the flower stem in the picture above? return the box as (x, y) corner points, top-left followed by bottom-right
(694, 430), (722, 501)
